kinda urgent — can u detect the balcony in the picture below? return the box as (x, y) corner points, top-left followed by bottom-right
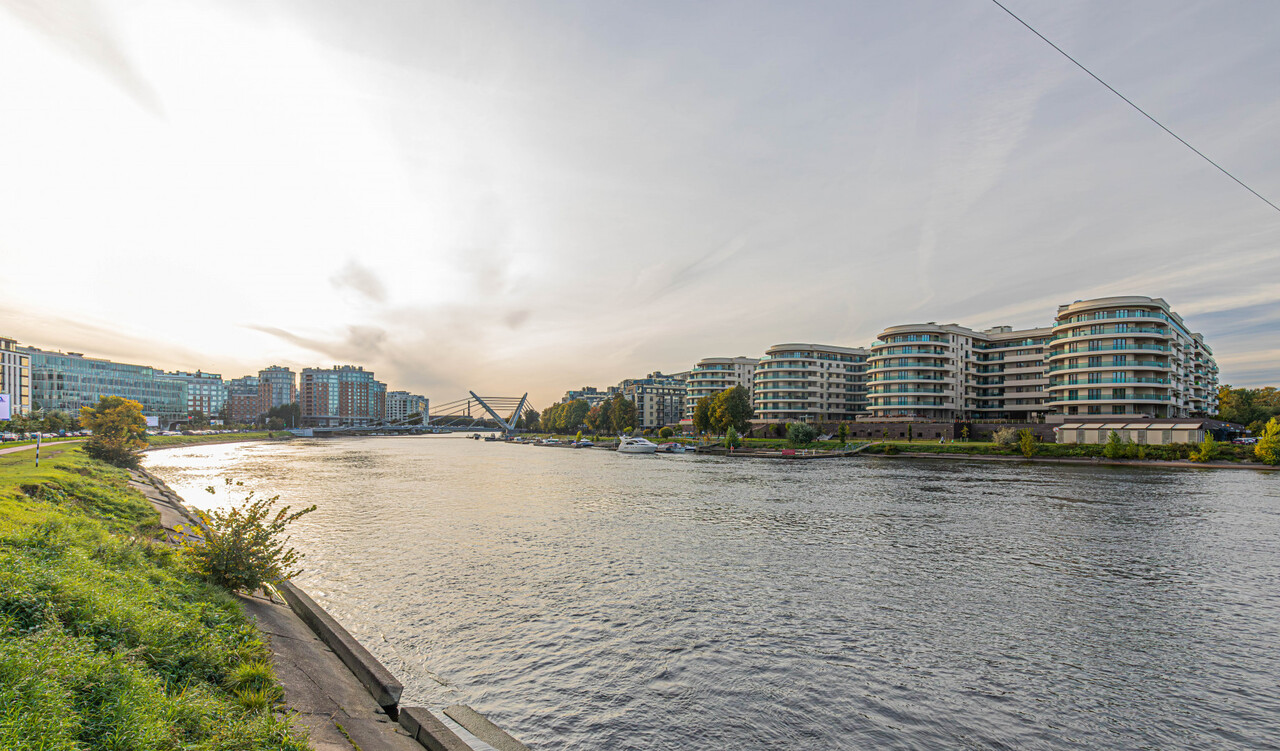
(1047, 377), (1168, 388)
(1047, 360), (1171, 373)
(1046, 394), (1171, 402)
(866, 361), (949, 371)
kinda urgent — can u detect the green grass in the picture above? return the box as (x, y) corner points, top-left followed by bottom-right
(0, 446), (309, 750)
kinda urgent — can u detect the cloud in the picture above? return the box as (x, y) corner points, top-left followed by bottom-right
(1, 0), (161, 114)
(247, 324), (388, 364)
(330, 260), (388, 303)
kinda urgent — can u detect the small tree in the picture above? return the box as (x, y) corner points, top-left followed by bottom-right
(724, 426), (742, 449)
(960, 425), (970, 442)
(79, 395), (149, 468)
(907, 424), (913, 443)
(1103, 430), (1124, 459)
(992, 427), (1018, 446)
(692, 397), (713, 435)
(1190, 433), (1218, 463)
(1018, 429), (1036, 458)
(712, 386), (754, 436)
(787, 422), (818, 447)
(575, 430), (583, 442)
(1255, 417), (1280, 465)
(837, 423), (849, 444)
(658, 426), (674, 439)
(178, 479), (316, 593)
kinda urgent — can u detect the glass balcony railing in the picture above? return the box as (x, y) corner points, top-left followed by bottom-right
(1048, 361), (1171, 372)
(1048, 377), (1168, 387)
(1047, 394), (1171, 402)
(1052, 327), (1167, 340)
(1050, 344), (1169, 354)
(867, 361), (948, 370)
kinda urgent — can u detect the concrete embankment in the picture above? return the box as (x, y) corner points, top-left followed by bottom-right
(867, 450), (1278, 472)
(132, 466), (533, 751)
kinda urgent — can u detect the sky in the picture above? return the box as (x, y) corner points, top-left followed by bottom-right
(1, 0), (1277, 407)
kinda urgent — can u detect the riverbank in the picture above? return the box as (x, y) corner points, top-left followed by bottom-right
(0, 444), (308, 749)
(144, 431), (295, 450)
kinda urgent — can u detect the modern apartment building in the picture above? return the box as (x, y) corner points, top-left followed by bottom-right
(300, 365), (387, 427)
(20, 346), (186, 426)
(386, 391), (429, 422)
(257, 366), (298, 411)
(1046, 296), (1218, 418)
(752, 344), (870, 423)
(619, 372), (687, 430)
(682, 356), (759, 425)
(866, 323), (1054, 421)
(561, 386), (613, 406)
(227, 376), (262, 423)
(1, 337), (31, 418)
(159, 371), (226, 418)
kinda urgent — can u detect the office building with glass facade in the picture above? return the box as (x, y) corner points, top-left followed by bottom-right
(20, 346), (186, 426)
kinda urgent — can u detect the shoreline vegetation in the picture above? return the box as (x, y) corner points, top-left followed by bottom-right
(516, 433), (1277, 470)
(0, 441), (308, 749)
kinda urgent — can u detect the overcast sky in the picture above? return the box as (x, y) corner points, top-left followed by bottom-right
(1, 0), (1277, 406)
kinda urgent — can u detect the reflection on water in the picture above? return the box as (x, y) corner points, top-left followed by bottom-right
(145, 437), (1280, 750)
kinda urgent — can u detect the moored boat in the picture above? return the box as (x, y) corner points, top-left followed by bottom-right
(617, 436), (659, 454)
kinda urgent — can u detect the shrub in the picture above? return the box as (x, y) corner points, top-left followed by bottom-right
(1190, 434), (1218, 463)
(658, 427), (674, 439)
(992, 427), (1019, 446)
(1256, 418), (1280, 465)
(1103, 430), (1124, 459)
(787, 422), (818, 447)
(178, 480), (315, 594)
(724, 427), (742, 449)
(1018, 429), (1036, 458)
(837, 424), (849, 443)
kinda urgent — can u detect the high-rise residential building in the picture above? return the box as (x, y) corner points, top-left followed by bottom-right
(20, 346), (186, 426)
(300, 365), (387, 427)
(257, 366), (297, 411)
(158, 371), (226, 419)
(1046, 296), (1218, 418)
(618, 372), (687, 430)
(866, 323), (1054, 421)
(1, 336), (31, 418)
(386, 391), (429, 422)
(681, 356), (759, 426)
(227, 376), (263, 424)
(752, 344), (870, 423)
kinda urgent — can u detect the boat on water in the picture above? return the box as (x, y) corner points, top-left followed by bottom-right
(658, 442), (686, 454)
(617, 436), (659, 454)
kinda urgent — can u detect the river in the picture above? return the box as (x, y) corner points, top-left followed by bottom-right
(144, 436), (1280, 750)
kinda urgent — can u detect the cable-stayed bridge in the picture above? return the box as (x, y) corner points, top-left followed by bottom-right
(306, 392), (531, 436)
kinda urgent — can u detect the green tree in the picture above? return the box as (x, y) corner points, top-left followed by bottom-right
(43, 410), (73, 433)
(79, 395), (149, 468)
(723, 426), (741, 449)
(907, 424), (913, 442)
(1190, 433), (1218, 463)
(266, 417), (286, 430)
(1103, 430), (1124, 459)
(563, 399), (590, 431)
(1018, 429), (1036, 458)
(610, 394), (636, 435)
(658, 426), (674, 439)
(712, 386), (753, 436)
(960, 425), (970, 442)
(787, 422), (817, 447)
(585, 404), (605, 433)
(692, 396), (713, 435)
(1254, 417), (1280, 465)
(522, 408), (540, 431)
(837, 423), (849, 444)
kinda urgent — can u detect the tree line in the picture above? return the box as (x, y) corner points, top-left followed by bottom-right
(1216, 385), (1280, 433)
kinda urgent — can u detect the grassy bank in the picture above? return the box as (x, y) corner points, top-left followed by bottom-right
(145, 431), (293, 449)
(0, 446), (307, 749)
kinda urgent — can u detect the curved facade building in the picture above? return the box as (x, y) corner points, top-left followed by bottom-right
(866, 323), (1054, 421)
(752, 344), (869, 423)
(1046, 296), (1217, 418)
(682, 356), (758, 424)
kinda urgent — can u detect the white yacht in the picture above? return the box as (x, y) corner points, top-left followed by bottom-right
(617, 436), (659, 454)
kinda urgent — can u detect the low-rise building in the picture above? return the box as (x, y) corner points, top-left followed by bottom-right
(1054, 418), (1240, 445)
(753, 344), (869, 423)
(1, 336), (31, 418)
(682, 356), (759, 425)
(300, 365), (387, 427)
(561, 386), (612, 406)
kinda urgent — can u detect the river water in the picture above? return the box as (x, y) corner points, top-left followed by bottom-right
(144, 436), (1280, 750)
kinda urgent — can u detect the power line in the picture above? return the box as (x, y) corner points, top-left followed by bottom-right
(990, 0), (1280, 215)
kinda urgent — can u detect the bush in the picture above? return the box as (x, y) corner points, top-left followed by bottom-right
(1102, 430), (1124, 459)
(724, 427), (742, 449)
(786, 422), (818, 447)
(1018, 429), (1036, 458)
(81, 436), (143, 469)
(178, 480), (315, 594)
(658, 427), (674, 439)
(992, 427), (1019, 446)
(1256, 418), (1280, 465)
(1190, 434), (1218, 463)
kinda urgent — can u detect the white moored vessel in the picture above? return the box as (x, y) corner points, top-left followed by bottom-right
(617, 436), (659, 454)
